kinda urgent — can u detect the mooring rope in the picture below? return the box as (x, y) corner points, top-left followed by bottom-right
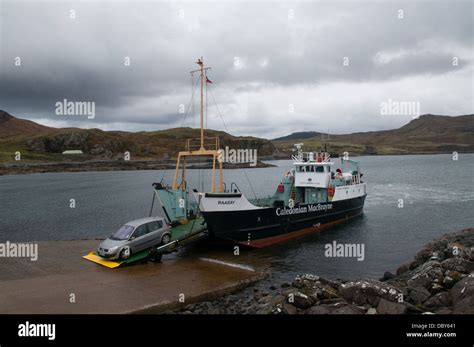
(243, 169), (259, 203)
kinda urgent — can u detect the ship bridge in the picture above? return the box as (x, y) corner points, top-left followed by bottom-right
(292, 148), (333, 188)
(294, 161), (333, 188)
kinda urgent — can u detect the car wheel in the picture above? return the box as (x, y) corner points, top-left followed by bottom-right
(119, 247), (131, 260)
(148, 247), (163, 263)
(161, 233), (171, 245)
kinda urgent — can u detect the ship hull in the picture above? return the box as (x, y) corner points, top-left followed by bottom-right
(202, 195), (366, 248)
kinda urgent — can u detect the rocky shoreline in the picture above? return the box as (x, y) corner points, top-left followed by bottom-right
(0, 159), (275, 175)
(172, 228), (474, 314)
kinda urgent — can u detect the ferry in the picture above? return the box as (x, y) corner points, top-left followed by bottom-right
(153, 58), (367, 248)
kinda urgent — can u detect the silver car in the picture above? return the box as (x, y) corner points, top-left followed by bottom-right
(97, 217), (171, 260)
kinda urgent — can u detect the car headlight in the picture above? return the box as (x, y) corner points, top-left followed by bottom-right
(108, 246), (118, 252)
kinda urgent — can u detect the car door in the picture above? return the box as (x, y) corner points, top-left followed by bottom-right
(145, 220), (163, 248)
(130, 224), (148, 252)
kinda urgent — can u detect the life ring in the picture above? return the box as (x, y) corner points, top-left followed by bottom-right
(328, 185), (335, 197)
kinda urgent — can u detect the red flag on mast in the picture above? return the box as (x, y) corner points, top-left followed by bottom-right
(206, 76), (213, 84)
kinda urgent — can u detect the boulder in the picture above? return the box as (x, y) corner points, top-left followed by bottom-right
(377, 298), (407, 314)
(319, 277), (341, 289)
(412, 249), (433, 267)
(255, 303), (273, 314)
(396, 262), (411, 275)
(300, 274), (320, 282)
(402, 302), (425, 314)
(332, 304), (364, 314)
(387, 279), (410, 296)
(366, 307), (377, 314)
(293, 274), (319, 289)
(289, 292), (316, 309)
(452, 296), (474, 314)
(408, 273), (436, 291)
(468, 247), (474, 262)
(207, 307), (221, 314)
(430, 283), (444, 294)
(381, 271), (396, 281)
(319, 298), (347, 305)
(319, 285), (341, 300)
(450, 275), (474, 310)
(408, 287), (431, 305)
(423, 292), (452, 309)
(306, 305), (333, 314)
(450, 276), (473, 301)
(292, 280), (304, 289)
(441, 258), (473, 274)
(407, 261), (444, 290)
(429, 251), (444, 261)
(436, 307), (452, 314)
(442, 270), (463, 288)
(281, 302), (298, 315)
(445, 242), (466, 259)
(338, 279), (402, 306)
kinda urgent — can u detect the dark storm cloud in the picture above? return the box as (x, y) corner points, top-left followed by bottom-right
(0, 0), (472, 136)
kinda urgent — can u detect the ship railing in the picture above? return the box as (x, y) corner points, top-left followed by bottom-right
(291, 154), (302, 162)
(293, 152), (331, 163)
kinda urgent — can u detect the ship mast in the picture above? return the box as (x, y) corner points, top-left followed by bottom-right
(190, 57), (210, 150)
(171, 57), (223, 193)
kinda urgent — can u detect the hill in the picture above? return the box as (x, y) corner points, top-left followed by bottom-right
(0, 110), (276, 163)
(273, 114), (474, 156)
(0, 110), (58, 138)
(272, 131), (325, 141)
(1, 111), (473, 165)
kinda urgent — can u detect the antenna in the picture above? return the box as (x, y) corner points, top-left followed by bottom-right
(294, 143), (304, 150)
(292, 143), (304, 162)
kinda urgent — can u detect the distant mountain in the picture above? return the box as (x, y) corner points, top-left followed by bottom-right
(273, 131), (325, 141)
(0, 110), (276, 163)
(273, 114), (474, 155)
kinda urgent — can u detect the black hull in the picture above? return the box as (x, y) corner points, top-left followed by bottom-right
(202, 195), (366, 247)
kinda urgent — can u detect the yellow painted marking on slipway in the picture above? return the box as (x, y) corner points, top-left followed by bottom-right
(82, 252), (122, 268)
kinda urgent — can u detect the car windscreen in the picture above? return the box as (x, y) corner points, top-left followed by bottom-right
(110, 225), (134, 240)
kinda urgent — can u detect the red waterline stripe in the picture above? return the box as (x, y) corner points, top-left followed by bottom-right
(239, 212), (362, 248)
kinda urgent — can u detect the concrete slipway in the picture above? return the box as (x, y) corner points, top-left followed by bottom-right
(0, 240), (266, 314)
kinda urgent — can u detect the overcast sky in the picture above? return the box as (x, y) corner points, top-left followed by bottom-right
(0, 0), (472, 139)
